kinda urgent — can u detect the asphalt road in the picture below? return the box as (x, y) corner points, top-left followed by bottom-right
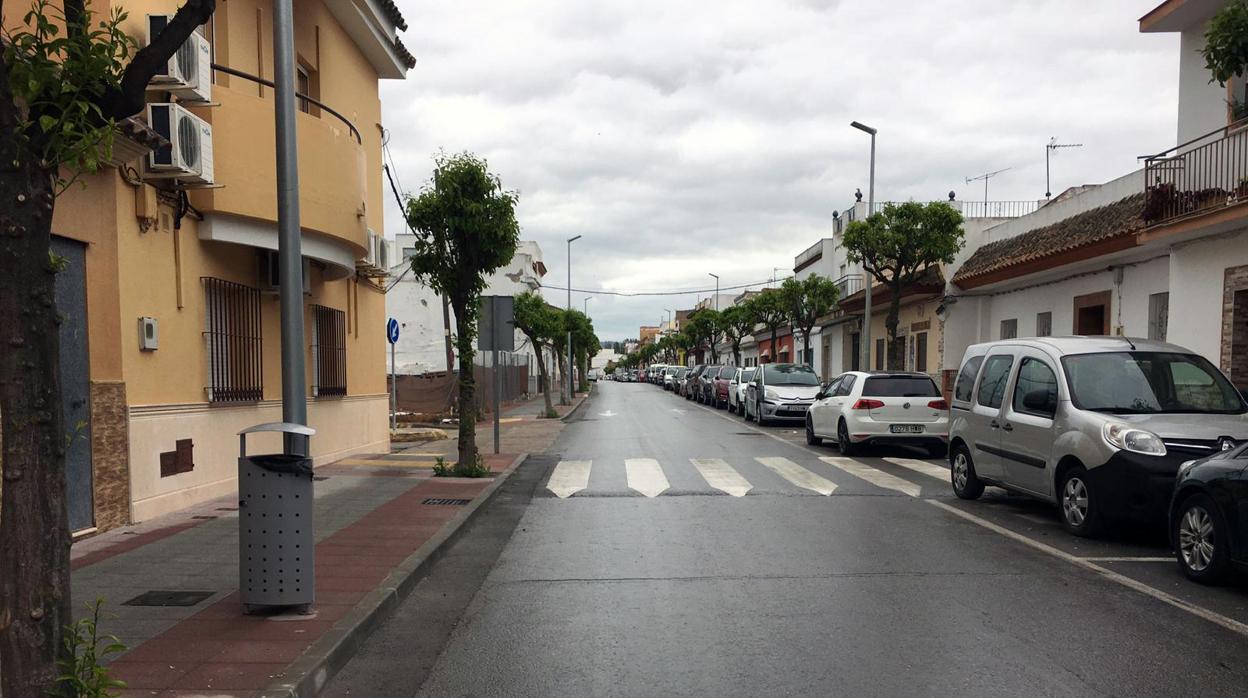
(327, 380), (1248, 697)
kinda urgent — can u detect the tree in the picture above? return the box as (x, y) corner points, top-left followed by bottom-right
(718, 303), (756, 366)
(780, 275), (840, 368)
(1203, 0), (1248, 117)
(750, 289), (789, 364)
(407, 152), (520, 470)
(0, 1), (216, 693)
(513, 292), (559, 418)
(549, 320), (570, 405)
(685, 308), (721, 363)
(566, 309), (596, 392)
(842, 201), (964, 370)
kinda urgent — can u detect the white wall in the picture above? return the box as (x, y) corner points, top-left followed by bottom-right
(1169, 231), (1248, 362)
(1178, 22), (1229, 145)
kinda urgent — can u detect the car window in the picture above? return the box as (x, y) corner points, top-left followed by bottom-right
(719, 366), (736, 379)
(862, 376), (940, 397)
(836, 375), (856, 396)
(1062, 351), (1246, 415)
(1012, 358), (1058, 418)
(762, 363), (819, 386)
(976, 355), (1014, 409)
(954, 355), (984, 403)
(742, 368), (756, 382)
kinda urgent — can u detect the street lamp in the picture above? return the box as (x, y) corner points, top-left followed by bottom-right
(664, 308), (673, 330)
(851, 120), (876, 371)
(708, 273), (719, 311)
(567, 235), (581, 396)
(584, 296), (591, 315)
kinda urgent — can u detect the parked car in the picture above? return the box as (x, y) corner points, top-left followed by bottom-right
(744, 363), (821, 425)
(806, 372), (948, 458)
(1169, 442), (1248, 583)
(729, 367), (757, 415)
(673, 368), (690, 392)
(698, 365), (722, 404)
(684, 365), (706, 399)
(663, 367), (680, 390)
(710, 365), (737, 409)
(948, 337), (1248, 538)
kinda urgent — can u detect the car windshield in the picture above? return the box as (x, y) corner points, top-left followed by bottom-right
(741, 368), (756, 382)
(1062, 351), (1246, 415)
(718, 367), (736, 379)
(762, 364), (819, 386)
(862, 376), (940, 397)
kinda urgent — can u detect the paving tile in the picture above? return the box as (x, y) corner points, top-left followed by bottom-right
(214, 639), (314, 664)
(107, 660), (194, 690)
(119, 639), (229, 664)
(172, 662), (289, 691)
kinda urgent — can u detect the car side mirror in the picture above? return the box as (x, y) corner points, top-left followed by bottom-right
(1022, 389), (1056, 415)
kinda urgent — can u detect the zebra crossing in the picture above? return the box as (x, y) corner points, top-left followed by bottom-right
(545, 455), (951, 499)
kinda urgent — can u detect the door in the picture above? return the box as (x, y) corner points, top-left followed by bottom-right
(969, 352), (1015, 481)
(821, 374), (856, 435)
(812, 376), (842, 435)
(1000, 353), (1059, 496)
(52, 236), (94, 532)
(1073, 290), (1111, 335)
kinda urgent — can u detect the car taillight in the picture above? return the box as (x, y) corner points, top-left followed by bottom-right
(851, 399), (884, 410)
(927, 399), (949, 410)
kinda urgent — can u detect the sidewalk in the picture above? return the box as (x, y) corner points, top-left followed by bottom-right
(70, 391), (589, 697)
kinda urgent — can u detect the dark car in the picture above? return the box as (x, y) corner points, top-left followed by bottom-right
(698, 365), (722, 404)
(684, 365), (706, 400)
(1169, 442), (1248, 583)
(710, 365), (736, 409)
(673, 367), (690, 392)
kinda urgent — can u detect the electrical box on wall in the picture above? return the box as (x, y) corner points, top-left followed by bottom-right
(138, 316), (159, 350)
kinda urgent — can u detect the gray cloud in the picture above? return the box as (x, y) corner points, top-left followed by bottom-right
(381, 0), (1177, 341)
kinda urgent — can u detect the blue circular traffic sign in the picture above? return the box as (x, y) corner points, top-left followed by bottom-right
(386, 317), (400, 344)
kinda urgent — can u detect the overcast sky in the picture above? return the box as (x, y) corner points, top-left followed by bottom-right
(380, 0), (1178, 342)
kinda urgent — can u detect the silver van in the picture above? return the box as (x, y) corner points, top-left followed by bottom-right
(948, 337), (1248, 537)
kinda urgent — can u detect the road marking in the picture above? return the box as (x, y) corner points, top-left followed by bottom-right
(1079, 556), (1174, 563)
(690, 458), (752, 497)
(598, 410), (617, 417)
(928, 500), (1248, 639)
(820, 457), (920, 497)
(756, 457), (837, 495)
(625, 458), (670, 497)
(670, 408), (686, 414)
(882, 457), (950, 482)
(548, 460), (591, 498)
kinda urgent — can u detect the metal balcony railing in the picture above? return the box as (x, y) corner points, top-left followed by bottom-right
(211, 63), (363, 144)
(834, 273), (863, 300)
(958, 200), (1039, 218)
(1143, 119), (1248, 227)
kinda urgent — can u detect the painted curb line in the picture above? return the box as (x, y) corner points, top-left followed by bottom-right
(260, 452), (529, 698)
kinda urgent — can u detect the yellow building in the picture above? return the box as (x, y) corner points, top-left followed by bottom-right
(28, 0), (413, 532)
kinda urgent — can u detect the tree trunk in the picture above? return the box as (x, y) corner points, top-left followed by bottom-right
(801, 325), (812, 367)
(886, 284), (904, 371)
(733, 343), (741, 367)
(535, 344), (554, 417)
(770, 327), (779, 364)
(0, 156), (70, 694)
(452, 309), (479, 468)
(556, 351), (569, 405)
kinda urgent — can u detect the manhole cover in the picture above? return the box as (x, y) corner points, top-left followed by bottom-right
(422, 498), (470, 506)
(123, 590), (214, 607)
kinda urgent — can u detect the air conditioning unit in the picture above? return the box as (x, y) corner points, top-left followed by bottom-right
(145, 16), (212, 103)
(259, 251), (312, 295)
(145, 103), (214, 185)
(378, 239), (394, 271)
(360, 230), (380, 268)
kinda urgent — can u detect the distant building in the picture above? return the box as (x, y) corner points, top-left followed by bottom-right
(639, 326), (661, 345)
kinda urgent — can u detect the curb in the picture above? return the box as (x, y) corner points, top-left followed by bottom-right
(560, 386), (594, 423)
(260, 452), (530, 698)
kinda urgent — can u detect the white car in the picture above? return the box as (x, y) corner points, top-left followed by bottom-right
(728, 367), (756, 414)
(806, 371), (949, 459)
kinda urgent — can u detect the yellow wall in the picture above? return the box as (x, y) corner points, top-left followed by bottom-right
(866, 296), (942, 374)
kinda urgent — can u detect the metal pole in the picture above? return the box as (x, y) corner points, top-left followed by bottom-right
(273, 0), (307, 456)
(567, 235), (581, 398)
(390, 342), (396, 431)
(862, 129), (876, 372)
(1045, 144), (1051, 198)
(493, 314), (500, 454)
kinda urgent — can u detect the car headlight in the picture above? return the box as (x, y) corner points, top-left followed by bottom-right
(764, 388), (779, 400)
(1102, 423), (1167, 456)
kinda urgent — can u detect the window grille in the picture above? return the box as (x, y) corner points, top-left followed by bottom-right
(203, 277), (263, 403)
(312, 304), (347, 397)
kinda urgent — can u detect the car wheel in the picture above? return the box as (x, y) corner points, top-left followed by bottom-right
(757, 401), (770, 426)
(806, 417), (822, 446)
(837, 419), (856, 456)
(950, 445), (983, 500)
(927, 443), (948, 460)
(1058, 466), (1103, 538)
(1174, 493), (1231, 584)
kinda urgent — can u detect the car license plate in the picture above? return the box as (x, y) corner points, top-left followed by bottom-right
(890, 424), (924, 434)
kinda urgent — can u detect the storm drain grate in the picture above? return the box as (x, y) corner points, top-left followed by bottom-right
(191, 515), (218, 520)
(422, 498), (471, 506)
(122, 590), (214, 607)
(313, 476), (330, 481)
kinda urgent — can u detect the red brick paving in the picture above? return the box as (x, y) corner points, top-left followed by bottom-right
(71, 521), (204, 571)
(108, 474), (499, 695)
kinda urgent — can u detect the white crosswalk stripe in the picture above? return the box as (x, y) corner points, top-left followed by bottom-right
(625, 458), (670, 497)
(755, 457), (837, 495)
(690, 458), (752, 497)
(548, 460), (591, 498)
(819, 456), (921, 497)
(883, 457), (951, 483)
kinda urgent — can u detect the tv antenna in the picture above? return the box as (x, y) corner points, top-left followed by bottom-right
(1046, 137), (1083, 199)
(965, 167), (1011, 207)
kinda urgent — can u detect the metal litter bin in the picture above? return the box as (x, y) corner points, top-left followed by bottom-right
(237, 422), (316, 612)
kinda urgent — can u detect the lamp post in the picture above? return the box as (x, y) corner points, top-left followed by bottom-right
(708, 273), (719, 311)
(584, 296), (591, 315)
(850, 120), (876, 371)
(566, 235), (581, 397)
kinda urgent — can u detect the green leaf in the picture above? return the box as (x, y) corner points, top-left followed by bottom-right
(38, 115), (56, 132)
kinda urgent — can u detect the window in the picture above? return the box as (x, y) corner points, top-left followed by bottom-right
(835, 374), (857, 396)
(976, 355), (1015, 409)
(203, 277), (263, 403)
(1036, 312), (1052, 337)
(915, 332), (928, 373)
(1000, 319), (1018, 340)
(850, 332), (861, 371)
(875, 338), (885, 370)
(862, 376), (940, 397)
(297, 66), (312, 114)
(762, 363), (819, 386)
(954, 356), (984, 403)
(312, 304), (347, 397)
(1012, 358), (1058, 418)
(1148, 293), (1169, 341)
(1062, 351), (1245, 414)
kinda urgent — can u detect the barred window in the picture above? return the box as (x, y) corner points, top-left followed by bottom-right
(203, 277), (263, 403)
(312, 304), (346, 397)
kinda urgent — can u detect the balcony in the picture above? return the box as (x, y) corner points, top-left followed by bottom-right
(831, 199), (1037, 234)
(188, 76), (369, 255)
(1143, 120), (1248, 229)
(834, 273), (863, 301)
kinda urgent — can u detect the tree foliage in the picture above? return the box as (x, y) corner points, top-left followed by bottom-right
(684, 308), (720, 361)
(748, 289), (788, 363)
(1203, 0), (1248, 87)
(406, 152), (520, 466)
(513, 292), (560, 417)
(717, 303), (756, 366)
(842, 201), (963, 369)
(780, 275), (839, 367)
